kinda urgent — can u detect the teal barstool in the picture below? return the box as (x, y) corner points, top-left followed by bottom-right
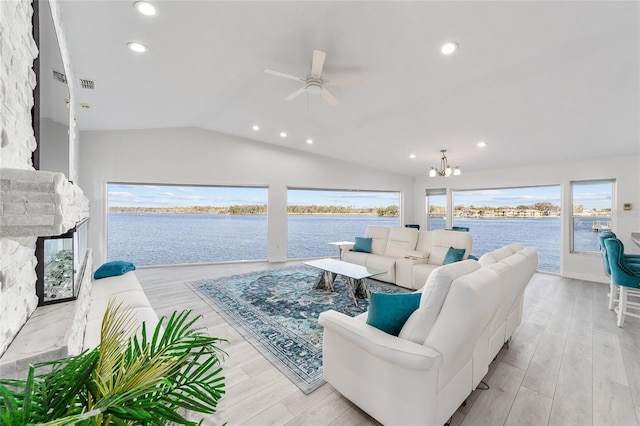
(604, 238), (640, 327)
(599, 232), (640, 310)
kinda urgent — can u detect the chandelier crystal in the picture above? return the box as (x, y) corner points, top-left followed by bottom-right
(429, 149), (461, 177)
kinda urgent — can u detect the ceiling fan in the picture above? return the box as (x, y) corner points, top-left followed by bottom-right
(264, 49), (361, 106)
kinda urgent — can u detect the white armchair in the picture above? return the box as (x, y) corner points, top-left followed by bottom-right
(318, 260), (502, 426)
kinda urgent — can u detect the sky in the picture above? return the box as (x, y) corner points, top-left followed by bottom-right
(446, 183), (612, 210)
(108, 182), (612, 210)
(108, 184), (400, 208)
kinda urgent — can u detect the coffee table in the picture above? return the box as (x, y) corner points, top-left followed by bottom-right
(303, 258), (386, 305)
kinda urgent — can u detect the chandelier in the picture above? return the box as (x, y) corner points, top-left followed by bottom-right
(429, 149), (461, 177)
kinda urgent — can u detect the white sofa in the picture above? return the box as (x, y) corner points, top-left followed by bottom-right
(341, 226), (473, 289)
(83, 271), (159, 350)
(318, 244), (538, 426)
(478, 243), (539, 360)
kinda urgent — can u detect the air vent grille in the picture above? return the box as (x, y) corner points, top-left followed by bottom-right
(79, 79), (95, 90)
(52, 70), (67, 84)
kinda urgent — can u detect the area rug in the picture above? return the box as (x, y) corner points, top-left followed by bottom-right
(188, 264), (408, 394)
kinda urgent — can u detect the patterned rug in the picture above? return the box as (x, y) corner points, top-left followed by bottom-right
(188, 264), (408, 394)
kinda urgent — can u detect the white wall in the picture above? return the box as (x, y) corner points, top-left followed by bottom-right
(412, 154), (640, 283)
(39, 118), (69, 175)
(78, 127), (414, 265)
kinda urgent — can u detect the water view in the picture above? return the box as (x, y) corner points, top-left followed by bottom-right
(107, 213), (608, 274)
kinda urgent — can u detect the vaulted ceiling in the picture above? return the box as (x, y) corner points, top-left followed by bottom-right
(55, 1), (639, 177)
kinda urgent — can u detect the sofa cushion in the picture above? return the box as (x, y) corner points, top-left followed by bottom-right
(365, 226), (391, 255)
(91, 271), (144, 295)
(399, 260), (481, 344)
(342, 250), (370, 266)
(366, 292), (421, 336)
(87, 289), (152, 321)
(478, 243), (524, 266)
(84, 306), (159, 350)
(94, 260), (136, 279)
(443, 247), (466, 264)
(427, 230), (473, 265)
(354, 237), (373, 253)
(384, 227), (419, 258)
(365, 254), (397, 283)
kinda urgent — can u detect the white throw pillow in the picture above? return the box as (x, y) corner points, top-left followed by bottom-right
(399, 260), (481, 344)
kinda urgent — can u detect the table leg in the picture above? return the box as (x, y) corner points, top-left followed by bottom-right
(316, 270), (337, 292)
(345, 277), (358, 305)
(345, 277), (370, 306)
(354, 278), (370, 299)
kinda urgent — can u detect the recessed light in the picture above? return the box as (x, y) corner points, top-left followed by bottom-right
(441, 42), (458, 55)
(252, 125), (260, 131)
(306, 138), (314, 144)
(134, 1), (158, 16)
(127, 42), (148, 53)
(477, 141), (487, 148)
(409, 154), (416, 159)
(280, 131), (287, 138)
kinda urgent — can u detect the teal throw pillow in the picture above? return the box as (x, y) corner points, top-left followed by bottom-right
(366, 292), (421, 336)
(443, 247), (466, 265)
(94, 260), (136, 280)
(353, 237), (373, 253)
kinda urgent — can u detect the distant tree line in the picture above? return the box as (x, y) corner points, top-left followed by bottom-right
(110, 204), (400, 217)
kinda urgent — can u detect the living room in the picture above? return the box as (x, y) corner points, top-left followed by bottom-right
(1, 1), (640, 425)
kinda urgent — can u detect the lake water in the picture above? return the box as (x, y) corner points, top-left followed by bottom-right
(108, 213), (606, 273)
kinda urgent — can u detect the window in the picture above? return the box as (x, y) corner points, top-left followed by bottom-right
(107, 183), (268, 265)
(426, 189), (446, 230)
(287, 189), (400, 259)
(571, 180), (614, 253)
(452, 186), (561, 273)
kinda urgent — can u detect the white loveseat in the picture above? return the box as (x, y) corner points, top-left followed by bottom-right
(83, 271), (159, 349)
(318, 244), (538, 426)
(341, 226), (473, 289)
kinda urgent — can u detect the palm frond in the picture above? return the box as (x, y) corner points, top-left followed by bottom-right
(95, 299), (138, 398)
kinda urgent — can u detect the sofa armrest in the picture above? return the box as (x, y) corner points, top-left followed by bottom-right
(405, 250), (429, 260)
(341, 243), (355, 252)
(318, 310), (442, 371)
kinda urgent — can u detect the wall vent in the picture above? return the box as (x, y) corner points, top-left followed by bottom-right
(79, 79), (95, 90)
(52, 70), (67, 84)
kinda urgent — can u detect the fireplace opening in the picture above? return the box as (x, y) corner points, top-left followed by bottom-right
(36, 218), (89, 305)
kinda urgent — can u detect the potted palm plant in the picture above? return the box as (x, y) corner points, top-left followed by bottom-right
(0, 300), (227, 425)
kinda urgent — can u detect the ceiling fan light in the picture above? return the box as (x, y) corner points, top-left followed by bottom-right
(306, 83), (322, 95)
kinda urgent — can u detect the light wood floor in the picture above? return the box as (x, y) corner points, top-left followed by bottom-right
(136, 261), (640, 426)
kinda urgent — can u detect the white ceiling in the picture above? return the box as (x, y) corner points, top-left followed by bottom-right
(56, 1), (640, 177)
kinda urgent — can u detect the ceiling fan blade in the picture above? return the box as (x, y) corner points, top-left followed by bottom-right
(324, 77), (365, 86)
(264, 69), (305, 82)
(320, 88), (339, 106)
(284, 87), (307, 101)
(311, 50), (326, 77)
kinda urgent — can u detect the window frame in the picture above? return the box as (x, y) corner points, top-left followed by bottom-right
(570, 179), (615, 254)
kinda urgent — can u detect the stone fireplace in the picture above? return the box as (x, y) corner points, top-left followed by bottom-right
(0, 0), (90, 373)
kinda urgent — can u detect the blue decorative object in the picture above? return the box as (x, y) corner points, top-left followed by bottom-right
(443, 247), (466, 265)
(190, 265), (408, 394)
(450, 226), (470, 232)
(366, 292), (421, 336)
(353, 237), (373, 253)
(93, 260), (136, 280)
